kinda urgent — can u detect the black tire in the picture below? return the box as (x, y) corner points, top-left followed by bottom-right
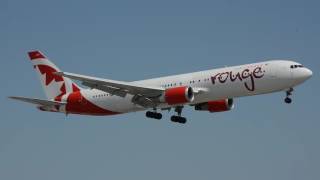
(146, 111), (150, 117)
(155, 113), (162, 120)
(285, 97), (292, 104)
(179, 117), (187, 124)
(171, 116), (178, 122)
(146, 111), (162, 120)
(146, 111), (154, 118)
(171, 116), (187, 124)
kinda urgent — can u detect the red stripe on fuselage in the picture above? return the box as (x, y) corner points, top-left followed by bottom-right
(66, 91), (120, 116)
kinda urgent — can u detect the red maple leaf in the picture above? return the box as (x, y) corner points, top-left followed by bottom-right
(37, 65), (64, 85)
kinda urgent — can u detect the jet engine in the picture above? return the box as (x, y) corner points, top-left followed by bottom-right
(160, 86), (194, 105)
(195, 99), (234, 112)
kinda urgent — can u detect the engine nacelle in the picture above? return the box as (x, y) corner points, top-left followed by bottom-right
(195, 99), (234, 112)
(160, 86), (194, 105)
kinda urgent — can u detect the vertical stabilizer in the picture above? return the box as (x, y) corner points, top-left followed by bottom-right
(28, 51), (82, 101)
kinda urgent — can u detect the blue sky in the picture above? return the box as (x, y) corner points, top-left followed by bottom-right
(1, 0), (319, 179)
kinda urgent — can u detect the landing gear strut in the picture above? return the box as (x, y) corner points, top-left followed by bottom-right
(146, 109), (162, 120)
(284, 88), (293, 104)
(171, 106), (187, 124)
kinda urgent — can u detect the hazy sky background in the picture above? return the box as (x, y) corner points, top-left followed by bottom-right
(1, 0), (319, 179)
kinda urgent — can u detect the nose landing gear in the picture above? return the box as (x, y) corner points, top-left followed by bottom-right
(284, 88), (293, 104)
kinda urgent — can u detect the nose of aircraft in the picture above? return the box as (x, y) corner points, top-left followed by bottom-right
(294, 67), (313, 83)
(304, 68), (313, 79)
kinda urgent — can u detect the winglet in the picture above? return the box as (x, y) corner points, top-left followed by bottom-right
(28, 50), (46, 60)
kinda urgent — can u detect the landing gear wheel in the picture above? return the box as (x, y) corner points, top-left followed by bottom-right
(171, 116), (187, 124)
(146, 111), (152, 118)
(154, 113), (162, 120)
(284, 88), (294, 104)
(178, 117), (187, 124)
(284, 97), (292, 104)
(170, 116), (178, 122)
(146, 111), (162, 120)
(170, 106), (187, 124)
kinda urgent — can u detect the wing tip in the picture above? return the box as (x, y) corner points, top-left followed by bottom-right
(8, 96), (18, 100)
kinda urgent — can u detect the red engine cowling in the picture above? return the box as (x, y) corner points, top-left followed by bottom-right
(161, 86), (194, 105)
(195, 99), (234, 112)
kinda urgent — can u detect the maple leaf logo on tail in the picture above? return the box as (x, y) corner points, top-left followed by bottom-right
(28, 51), (82, 101)
(37, 65), (64, 85)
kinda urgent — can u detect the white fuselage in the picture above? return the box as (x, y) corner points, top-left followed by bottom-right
(69, 60), (312, 114)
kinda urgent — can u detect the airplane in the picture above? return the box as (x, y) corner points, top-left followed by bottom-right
(10, 51), (313, 124)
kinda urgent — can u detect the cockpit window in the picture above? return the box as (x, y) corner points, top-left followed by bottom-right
(290, 64), (304, 69)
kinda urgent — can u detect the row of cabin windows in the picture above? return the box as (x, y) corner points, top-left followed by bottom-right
(162, 78), (211, 88)
(93, 93), (110, 98)
(93, 77), (213, 97)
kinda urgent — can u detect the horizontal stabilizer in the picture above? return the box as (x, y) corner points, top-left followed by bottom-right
(9, 96), (66, 106)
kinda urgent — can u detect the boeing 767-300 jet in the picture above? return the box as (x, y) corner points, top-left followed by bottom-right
(10, 51), (313, 124)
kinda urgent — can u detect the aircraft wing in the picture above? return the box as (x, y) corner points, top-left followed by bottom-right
(9, 96), (66, 106)
(55, 72), (165, 107)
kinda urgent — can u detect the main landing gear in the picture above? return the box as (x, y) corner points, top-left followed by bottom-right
(170, 106), (187, 124)
(284, 88), (293, 104)
(146, 110), (162, 120)
(145, 106), (187, 124)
